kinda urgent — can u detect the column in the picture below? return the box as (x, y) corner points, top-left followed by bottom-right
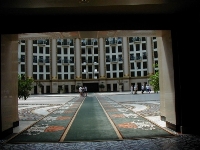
(99, 38), (105, 78)
(27, 40), (33, 78)
(146, 37), (153, 75)
(122, 37), (129, 77)
(157, 31), (175, 127)
(51, 39), (58, 93)
(51, 39), (57, 80)
(1, 34), (19, 137)
(75, 38), (81, 79)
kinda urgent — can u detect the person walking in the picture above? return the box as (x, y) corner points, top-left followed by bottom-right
(130, 85), (133, 94)
(141, 85), (145, 94)
(134, 84), (138, 94)
(79, 86), (83, 97)
(84, 86), (87, 96)
(146, 84), (150, 93)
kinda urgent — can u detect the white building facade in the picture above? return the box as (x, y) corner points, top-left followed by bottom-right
(18, 36), (158, 94)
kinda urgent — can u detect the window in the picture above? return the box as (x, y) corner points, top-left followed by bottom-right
(112, 46), (116, 53)
(70, 48), (74, 54)
(46, 74), (50, 80)
(143, 62), (147, 69)
(130, 45), (134, 51)
(39, 47), (43, 54)
(154, 51), (158, 58)
(119, 72), (123, 77)
(131, 72), (135, 77)
(57, 57), (61, 63)
(46, 66), (50, 72)
(70, 66), (74, 72)
(21, 45), (25, 52)
(33, 56), (37, 63)
(70, 74), (74, 79)
(46, 47), (49, 54)
(154, 41), (157, 49)
(88, 65), (92, 72)
(113, 73), (117, 78)
(137, 71), (141, 77)
(142, 43), (146, 50)
(94, 48), (98, 54)
(119, 64), (123, 70)
(113, 64), (117, 70)
(21, 64), (25, 72)
(64, 66), (68, 72)
(33, 46), (37, 53)
(106, 64), (110, 71)
(58, 66), (61, 72)
(39, 65), (43, 72)
(144, 71), (147, 76)
(106, 47), (109, 53)
(64, 48), (68, 54)
(33, 74), (37, 80)
(129, 37), (133, 43)
(137, 62), (141, 69)
(136, 44), (140, 51)
(118, 46), (122, 52)
(82, 48), (85, 54)
(45, 56), (49, 63)
(57, 48), (61, 54)
(88, 48), (92, 54)
(46, 39), (49, 45)
(142, 37), (146, 41)
(33, 65), (37, 72)
(143, 52), (147, 59)
(21, 55), (25, 62)
(58, 74), (62, 79)
(107, 73), (110, 78)
(64, 74), (68, 79)
(39, 74), (43, 80)
(131, 63), (134, 69)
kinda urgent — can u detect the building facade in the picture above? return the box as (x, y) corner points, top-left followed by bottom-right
(18, 37), (158, 94)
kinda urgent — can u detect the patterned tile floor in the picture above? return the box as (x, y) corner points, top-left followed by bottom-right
(1, 92), (200, 150)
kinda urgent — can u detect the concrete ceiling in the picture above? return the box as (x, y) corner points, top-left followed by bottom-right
(2, 0), (199, 39)
(1, 0), (197, 15)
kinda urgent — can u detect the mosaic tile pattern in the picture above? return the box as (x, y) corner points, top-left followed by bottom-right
(1, 135), (200, 150)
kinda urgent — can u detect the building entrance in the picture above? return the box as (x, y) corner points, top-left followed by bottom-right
(83, 83), (99, 92)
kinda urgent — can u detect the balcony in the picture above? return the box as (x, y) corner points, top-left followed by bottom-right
(135, 56), (142, 62)
(62, 41), (70, 47)
(37, 40), (46, 46)
(38, 59), (45, 65)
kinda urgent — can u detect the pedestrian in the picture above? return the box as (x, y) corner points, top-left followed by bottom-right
(134, 84), (138, 94)
(146, 84), (150, 93)
(141, 85), (145, 94)
(79, 86), (82, 97)
(82, 86), (85, 96)
(148, 85), (151, 93)
(84, 86), (87, 96)
(130, 85), (133, 94)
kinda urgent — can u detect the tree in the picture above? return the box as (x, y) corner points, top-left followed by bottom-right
(18, 74), (34, 100)
(149, 63), (159, 93)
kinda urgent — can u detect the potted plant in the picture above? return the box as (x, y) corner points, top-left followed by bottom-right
(99, 84), (105, 92)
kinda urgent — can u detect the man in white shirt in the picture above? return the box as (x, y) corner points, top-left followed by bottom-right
(79, 86), (82, 97)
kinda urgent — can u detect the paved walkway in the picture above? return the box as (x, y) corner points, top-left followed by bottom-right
(1, 92), (200, 150)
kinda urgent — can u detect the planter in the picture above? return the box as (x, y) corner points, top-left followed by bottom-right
(119, 85), (123, 92)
